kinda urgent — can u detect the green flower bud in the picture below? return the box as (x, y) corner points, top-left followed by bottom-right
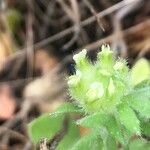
(99, 69), (111, 77)
(68, 70), (82, 86)
(113, 60), (128, 76)
(68, 45), (131, 113)
(108, 78), (115, 96)
(73, 49), (88, 69)
(86, 82), (104, 102)
(97, 45), (114, 70)
(113, 61), (124, 70)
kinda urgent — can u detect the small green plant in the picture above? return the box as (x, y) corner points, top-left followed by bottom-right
(28, 45), (150, 150)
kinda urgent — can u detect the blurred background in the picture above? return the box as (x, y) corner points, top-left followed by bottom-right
(0, 0), (149, 149)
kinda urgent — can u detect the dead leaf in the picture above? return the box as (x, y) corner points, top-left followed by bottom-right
(0, 85), (16, 120)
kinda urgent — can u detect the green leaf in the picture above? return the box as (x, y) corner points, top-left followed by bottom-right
(105, 136), (117, 150)
(132, 87), (150, 99)
(141, 121), (150, 137)
(57, 121), (80, 150)
(76, 112), (123, 146)
(76, 112), (107, 128)
(28, 114), (80, 150)
(117, 103), (140, 134)
(134, 79), (150, 89)
(50, 103), (83, 116)
(77, 112), (125, 144)
(106, 116), (124, 144)
(28, 113), (64, 144)
(137, 86), (150, 97)
(71, 129), (103, 150)
(121, 126), (132, 147)
(131, 58), (150, 86)
(129, 139), (150, 150)
(28, 103), (82, 149)
(123, 83), (150, 119)
(129, 97), (150, 118)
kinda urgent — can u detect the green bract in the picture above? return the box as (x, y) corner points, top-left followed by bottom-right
(68, 45), (131, 113)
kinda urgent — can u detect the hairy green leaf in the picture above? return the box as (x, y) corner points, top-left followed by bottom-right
(106, 116), (124, 144)
(129, 97), (150, 118)
(128, 87), (150, 101)
(129, 139), (150, 150)
(76, 112), (107, 128)
(28, 113), (64, 144)
(136, 86), (150, 98)
(134, 79), (150, 89)
(131, 58), (150, 86)
(71, 129), (103, 150)
(118, 103), (140, 134)
(141, 121), (150, 137)
(28, 114), (80, 150)
(57, 121), (80, 150)
(123, 82), (150, 119)
(105, 136), (117, 150)
(50, 103), (83, 116)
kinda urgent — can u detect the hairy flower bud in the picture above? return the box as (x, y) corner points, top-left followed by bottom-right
(97, 45), (114, 71)
(68, 70), (82, 86)
(108, 78), (115, 96)
(86, 82), (104, 102)
(68, 45), (130, 113)
(73, 49), (88, 69)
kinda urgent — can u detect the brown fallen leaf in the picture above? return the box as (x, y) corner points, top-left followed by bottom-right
(0, 85), (16, 120)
